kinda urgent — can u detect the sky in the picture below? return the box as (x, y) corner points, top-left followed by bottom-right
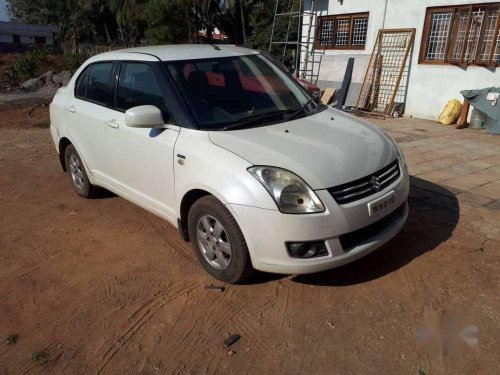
(0, 0), (9, 22)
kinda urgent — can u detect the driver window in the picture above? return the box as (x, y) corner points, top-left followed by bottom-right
(116, 63), (163, 112)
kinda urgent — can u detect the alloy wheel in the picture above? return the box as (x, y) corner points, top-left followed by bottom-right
(196, 214), (232, 270)
(69, 154), (85, 191)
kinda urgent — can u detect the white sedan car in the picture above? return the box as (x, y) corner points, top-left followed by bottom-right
(50, 45), (409, 283)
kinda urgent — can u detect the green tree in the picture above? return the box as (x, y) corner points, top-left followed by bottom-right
(145, 0), (192, 44)
(221, 0), (250, 45)
(6, 0), (286, 50)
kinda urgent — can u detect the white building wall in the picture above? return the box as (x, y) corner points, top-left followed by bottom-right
(304, 0), (500, 120)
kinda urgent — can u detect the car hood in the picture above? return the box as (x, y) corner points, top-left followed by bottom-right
(208, 108), (397, 189)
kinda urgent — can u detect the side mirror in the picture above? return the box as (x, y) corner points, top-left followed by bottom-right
(125, 105), (165, 128)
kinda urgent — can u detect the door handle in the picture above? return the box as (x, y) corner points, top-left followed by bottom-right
(105, 119), (119, 129)
(65, 105), (76, 113)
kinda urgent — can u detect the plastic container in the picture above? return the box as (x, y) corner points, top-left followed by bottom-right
(486, 116), (500, 135)
(469, 107), (488, 129)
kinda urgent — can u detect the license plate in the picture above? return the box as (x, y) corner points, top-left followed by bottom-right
(368, 191), (396, 217)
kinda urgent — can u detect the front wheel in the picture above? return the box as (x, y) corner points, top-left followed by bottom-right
(188, 196), (253, 283)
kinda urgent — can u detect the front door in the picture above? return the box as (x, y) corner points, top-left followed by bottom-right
(102, 61), (179, 219)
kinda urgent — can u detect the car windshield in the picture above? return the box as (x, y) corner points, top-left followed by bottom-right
(165, 55), (322, 130)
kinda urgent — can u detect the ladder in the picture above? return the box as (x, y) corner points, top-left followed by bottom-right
(268, 0), (323, 84)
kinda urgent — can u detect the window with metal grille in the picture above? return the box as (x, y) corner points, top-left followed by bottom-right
(420, 3), (500, 66)
(320, 20), (333, 46)
(425, 12), (453, 60)
(335, 19), (350, 46)
(352, 18), (369, 45)
(316, 12), (369, 50)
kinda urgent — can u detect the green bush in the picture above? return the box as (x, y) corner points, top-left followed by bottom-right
(62, 53), (87, 73)
(15, 52), (39, 79)
(30, 47), (50, 63)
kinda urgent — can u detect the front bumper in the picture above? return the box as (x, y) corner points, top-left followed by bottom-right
(227, 164), (410, 274)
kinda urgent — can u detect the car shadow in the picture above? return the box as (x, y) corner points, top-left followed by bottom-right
(93, 187), (117, 199)
(249, 176), (460, 286)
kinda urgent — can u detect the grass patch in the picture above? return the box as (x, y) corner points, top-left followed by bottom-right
(5, 334), (19, 345)
(30, 350), (49, 366)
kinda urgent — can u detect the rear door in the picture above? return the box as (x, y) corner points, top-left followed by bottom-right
(65, 61), (115, 180)
(103, 56), (179, 219)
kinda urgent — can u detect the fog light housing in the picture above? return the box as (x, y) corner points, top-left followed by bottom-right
(287, 241), (328, 258)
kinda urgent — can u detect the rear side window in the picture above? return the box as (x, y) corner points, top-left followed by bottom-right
(116, 63), (163, 111)
(75, 67), (90, 98)
(86, 62), (113, 105)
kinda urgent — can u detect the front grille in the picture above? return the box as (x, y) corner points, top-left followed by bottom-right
(328, 159), (400, 204)
(339, 202), (406, 251)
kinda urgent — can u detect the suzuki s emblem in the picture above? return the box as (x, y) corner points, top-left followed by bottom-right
(371, 176), (381, 191)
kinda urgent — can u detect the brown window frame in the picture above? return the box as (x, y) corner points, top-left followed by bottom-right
(419, 3), (500, 67)
(315, 12), (369, 50)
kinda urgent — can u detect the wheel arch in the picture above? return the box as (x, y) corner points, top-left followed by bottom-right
(58, 137), (72, 172)
(178, 189), (212, 242)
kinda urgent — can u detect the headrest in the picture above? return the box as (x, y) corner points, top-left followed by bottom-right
(213, 60), (237, 73)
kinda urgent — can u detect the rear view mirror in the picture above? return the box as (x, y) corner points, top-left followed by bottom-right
(125, 105), (165, 128)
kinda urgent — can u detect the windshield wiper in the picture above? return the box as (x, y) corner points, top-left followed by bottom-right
(220, 99), (322, 131)
(223, 109), (296, 131)
(285, 98), (318, 121)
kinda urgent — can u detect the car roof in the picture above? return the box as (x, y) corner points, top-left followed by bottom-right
(92, 44), (260, 62)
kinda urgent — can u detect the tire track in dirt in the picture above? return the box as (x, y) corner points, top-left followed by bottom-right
(163, 287), (277, 369)
(0, 263), (40, 289)
(280, 284), (290, 329)
(72, 299), (126, 328)
(233, 314), (273, 355)
(171, 362), (187, 375)
(161, 287), (269, 369)
(97, 281), (200, 374)
(101, 281), (117, 303)
(401, 266), (418, 297)
(70, 282), (125, 328)
(162, 289), (235, 366)
(293, 322), (327, 375)
(0, 263), (42, 326)
(135, 208), (199, 267)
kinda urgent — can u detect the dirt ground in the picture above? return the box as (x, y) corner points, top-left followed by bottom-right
(0, 105), (499, 374)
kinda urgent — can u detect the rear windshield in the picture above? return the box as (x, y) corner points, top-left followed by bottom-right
(165, 55), (312, 130)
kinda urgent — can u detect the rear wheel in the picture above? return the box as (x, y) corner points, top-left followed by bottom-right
(188, 196), (253, 283)
(64, 144), (99, 198)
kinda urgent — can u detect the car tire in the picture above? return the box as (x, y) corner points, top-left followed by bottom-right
(64, 144), (99, 198)
(188, 195), (254, 284)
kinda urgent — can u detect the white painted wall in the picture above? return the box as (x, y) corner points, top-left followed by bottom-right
(303, 0), (500, 120)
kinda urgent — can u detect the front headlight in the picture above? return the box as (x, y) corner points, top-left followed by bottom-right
(248, 166), (325, 214)
(393, 140), (406, 166)
(386, 134), (405, 166)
